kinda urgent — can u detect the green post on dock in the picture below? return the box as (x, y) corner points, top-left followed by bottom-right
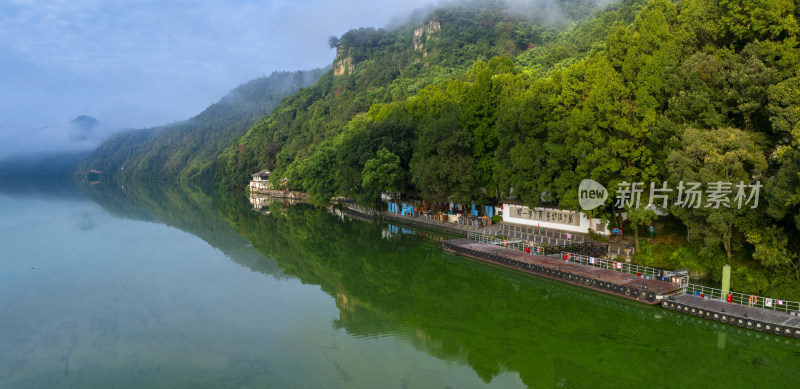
(721, 264), (731, 298)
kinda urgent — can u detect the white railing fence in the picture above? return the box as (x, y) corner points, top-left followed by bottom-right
(685, 284), (800, 314)
(466, 232), (800, 313)
(467, 232), (546, 255)
(560, 251), (688, 290)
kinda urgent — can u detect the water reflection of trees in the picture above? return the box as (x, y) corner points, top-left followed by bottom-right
(76, 180), (285, 279)
(220, 203), (800, 388)
(9, 178), (797, 386)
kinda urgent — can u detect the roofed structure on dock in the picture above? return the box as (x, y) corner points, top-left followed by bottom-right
(251, 169), (270, 181)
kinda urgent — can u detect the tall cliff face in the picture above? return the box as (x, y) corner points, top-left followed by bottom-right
(412, 19), (441, 52)
(333, 46), (354, 76)
(220, 3), (551, 189)
(333, 18), (442, 77)
(334, 19), (441, 77)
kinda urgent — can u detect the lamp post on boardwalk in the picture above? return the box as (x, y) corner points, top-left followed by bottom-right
(721, 264), (731, 301)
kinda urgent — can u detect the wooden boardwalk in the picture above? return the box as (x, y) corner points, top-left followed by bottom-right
(665, 294), (800, 338)
(443, 238), (800, 338)
(441, 239), (682, 305)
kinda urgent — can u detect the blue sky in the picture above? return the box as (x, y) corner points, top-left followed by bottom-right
(0, 0), (433, 157)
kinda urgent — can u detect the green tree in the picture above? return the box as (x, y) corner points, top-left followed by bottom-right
(667, 127), (768, 258)
(743, 225), (796, 269)
(328, 35), (340, 48)
(299, 144), (339, 203)
(558, 55), (660, 223)
(676, 0), (723, 50)
(410, 103), (478, 204)
(362, 148), (403, 201)
(718, 0), (799, 49)
(626, 205), (658, 254)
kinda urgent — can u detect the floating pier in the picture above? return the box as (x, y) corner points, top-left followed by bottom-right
(664, 294), (800, 338)
(442, 237), (800, 338)
(441, 238), (682, 305)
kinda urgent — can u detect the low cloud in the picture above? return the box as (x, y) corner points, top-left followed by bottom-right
(0, 0), (615, 158)
(0, 0), (440, 157)
(0, 115), (123, 158)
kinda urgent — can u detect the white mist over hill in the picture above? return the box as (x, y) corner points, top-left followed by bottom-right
(0, 115), (123, 158)
(0, 0), (436, 158)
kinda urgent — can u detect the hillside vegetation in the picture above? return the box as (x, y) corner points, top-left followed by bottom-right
(79, 69), (326, 181)
(216, 1), (614, 189)
(217, 0), (800, 298)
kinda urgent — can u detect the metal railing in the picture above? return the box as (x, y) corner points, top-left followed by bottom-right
(466, 233), (800, 308)
(685, 284), (800, 314)
(467, 232), (545, 254)
(549, 242), (609, 258)
(559, 251), (689, 290)
(500, 223), (586, 243)
(467, 233), (668, 281)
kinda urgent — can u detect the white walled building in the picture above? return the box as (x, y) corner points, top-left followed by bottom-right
(501, 203), (612, 236)
(249, 170), (271, 192)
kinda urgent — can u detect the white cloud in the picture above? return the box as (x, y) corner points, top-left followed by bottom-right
(0, 0), (435, 157)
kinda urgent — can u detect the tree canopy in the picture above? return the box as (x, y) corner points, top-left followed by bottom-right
(82, 0), (800, 298)
(211, 0), (800, 297)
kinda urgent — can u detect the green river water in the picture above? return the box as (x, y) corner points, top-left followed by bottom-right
(0, 180), (798, 388)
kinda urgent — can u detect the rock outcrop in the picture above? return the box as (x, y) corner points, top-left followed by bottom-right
(413, 19), (441, 51)
(333, 46), (354, 76)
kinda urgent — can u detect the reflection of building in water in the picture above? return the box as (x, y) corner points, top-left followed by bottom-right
(382, 224), (419, 240)
(328, 206), (346, 221)
(249, 193), (308, 215)
(335, 204), (378, 227)
(249, 194), (272, 214)
(382, 224), (399, 240)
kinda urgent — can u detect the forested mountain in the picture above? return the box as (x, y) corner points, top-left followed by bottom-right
(78, 68), (326, 181)
(218, 0), (800, 298)
(216, 0), (620, 189)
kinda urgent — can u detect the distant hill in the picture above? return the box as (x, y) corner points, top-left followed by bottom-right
(78, 68), (327, 182)
(68, 115), (100, 141)
(70, 115), (99, 129)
